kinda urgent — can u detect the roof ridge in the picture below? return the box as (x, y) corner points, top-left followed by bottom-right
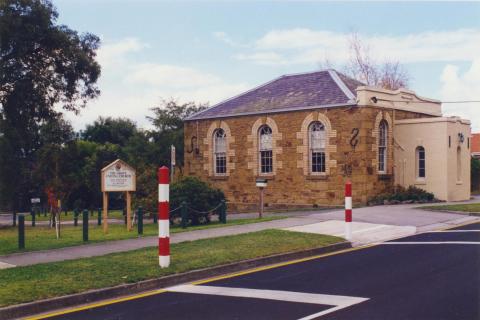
(328, 69), (356, 101)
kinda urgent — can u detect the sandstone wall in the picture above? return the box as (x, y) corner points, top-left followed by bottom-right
(184, 106), (429, 211)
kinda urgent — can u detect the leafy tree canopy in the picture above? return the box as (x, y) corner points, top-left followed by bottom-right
(81, 117), (137, 146)
(0, 0), (101, 209)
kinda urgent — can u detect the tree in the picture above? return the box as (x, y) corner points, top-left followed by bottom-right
(0, 0), (101, 210)
(81, 117), (137, 146)
(320, 32), (410, 90)
(346, 33), (409, 90)
(148, 99), (208, 168)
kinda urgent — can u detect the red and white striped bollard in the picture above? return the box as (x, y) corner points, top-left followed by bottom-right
(345, 181), (352, 241)
(158, 166), (170, 268)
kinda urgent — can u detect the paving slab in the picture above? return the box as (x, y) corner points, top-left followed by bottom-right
(284, 220), (417, 246)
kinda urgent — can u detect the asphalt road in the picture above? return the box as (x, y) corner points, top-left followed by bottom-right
(44, 222), (480, 320)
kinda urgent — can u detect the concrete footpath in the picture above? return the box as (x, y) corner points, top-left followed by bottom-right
(0, 200), (479, 268)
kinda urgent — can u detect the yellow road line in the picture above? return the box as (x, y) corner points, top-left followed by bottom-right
(25, 289), (167, 320)
(24, 219), (480, 319)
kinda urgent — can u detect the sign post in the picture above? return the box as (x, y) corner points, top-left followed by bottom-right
(101, 159), (136, 233)
(256, 178), (268, 219)
(171, 145), (176, 182)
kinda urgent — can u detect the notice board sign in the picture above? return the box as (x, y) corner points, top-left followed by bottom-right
(101, 159), (136, 192)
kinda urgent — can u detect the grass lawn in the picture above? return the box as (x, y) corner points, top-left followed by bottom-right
(420, 203), (480, 215)
(0, 229), (343, 307)
(0, 216), (287, 255)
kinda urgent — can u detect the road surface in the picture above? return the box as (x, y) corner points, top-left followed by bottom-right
(36, 221), (480, 320)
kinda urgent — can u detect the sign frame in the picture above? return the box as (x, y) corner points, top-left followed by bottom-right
(100, 159), (136, 233)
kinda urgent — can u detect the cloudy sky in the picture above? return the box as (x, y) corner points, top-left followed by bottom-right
(55, 1), (480, 131)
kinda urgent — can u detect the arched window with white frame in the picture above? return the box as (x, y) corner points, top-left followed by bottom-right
(213, 128), (226, 175)
(416, 146), (425, 179)
(378, 120), (388, 173)
(259, 125), (273, 174)
(309, 122), (326, 173)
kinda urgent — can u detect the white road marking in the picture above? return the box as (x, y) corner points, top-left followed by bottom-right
(381, 241), (480, 245)
(167, 284), (368, 319)
(427, 230), (480, 233)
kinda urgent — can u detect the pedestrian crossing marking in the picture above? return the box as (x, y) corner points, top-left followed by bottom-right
(167, 284), (369, 319)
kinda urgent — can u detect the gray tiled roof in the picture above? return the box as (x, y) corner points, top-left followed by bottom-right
(186, 69), (363, 121)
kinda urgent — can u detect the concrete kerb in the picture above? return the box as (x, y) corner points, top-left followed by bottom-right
(0, 242), (351, 320)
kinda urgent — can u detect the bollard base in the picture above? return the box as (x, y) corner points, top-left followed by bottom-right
(345, 222), (352, 241)
(159, 256), (170, 268)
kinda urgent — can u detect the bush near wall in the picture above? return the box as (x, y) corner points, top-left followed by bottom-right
(368, 185), (436, 206)
(170, 177), (225, 225)
(472, 157), (480, 193)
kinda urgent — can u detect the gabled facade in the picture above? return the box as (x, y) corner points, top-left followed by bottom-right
(184, 70), (471, 210)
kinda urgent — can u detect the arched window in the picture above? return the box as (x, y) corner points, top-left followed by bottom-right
(309, 122), (326, 173)
(378, 120), (388, 173)
(213, 129), (226, 175)
(259, 125), (273, 174)
(457, 146), (461, 181)
(416, 146), (425, 178)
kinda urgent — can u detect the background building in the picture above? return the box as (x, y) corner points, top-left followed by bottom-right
(184, 70), (471, 210)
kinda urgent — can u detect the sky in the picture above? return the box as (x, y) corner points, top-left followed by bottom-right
(53, 1), (480, 131)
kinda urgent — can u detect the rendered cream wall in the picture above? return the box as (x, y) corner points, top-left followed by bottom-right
(394, 120), (448, 200)
(394, 117), (471, 201)
(446, 120), (471, 201)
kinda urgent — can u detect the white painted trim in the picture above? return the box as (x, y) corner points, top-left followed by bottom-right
(158, 184), (169, 202)
(158, 220), (169, 238)
(167, 285), (368, 309)
(345, 197), (352, 210)
(159, 256), (170, 268)
(185, 102), (357, 121)
(381, 242), (480, 245)
(328, 69), (356, 101)
(427, 230), (480, 233)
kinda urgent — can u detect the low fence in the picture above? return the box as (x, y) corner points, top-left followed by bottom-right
(11, 201), (227, 250)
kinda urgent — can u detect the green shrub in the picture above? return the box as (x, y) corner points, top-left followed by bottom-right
(368, 185), (435, 205)
(170, 177), (225, 225)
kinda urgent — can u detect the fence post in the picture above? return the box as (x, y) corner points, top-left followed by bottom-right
(153, 210), (158, 224)
(137, 207), (143, 235)
(181, 201), (187, 229)
(65, 208), (67, 216)
(221, 200), (227, 224)
(31, 207), (36, 227)
(158, 166), (170, 268)
(12, 210), (16, 227)
(73, 208), (79, 227)
(123, 208), (127, 225)
(345, 180), (352, 241)
(97, 208), (101, 226)
(18, 214), (25, 249)
(82, 209), (89, 242)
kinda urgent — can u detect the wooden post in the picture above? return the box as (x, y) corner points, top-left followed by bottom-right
(103, 192), (108, 234)
(126, 191), (132, 231)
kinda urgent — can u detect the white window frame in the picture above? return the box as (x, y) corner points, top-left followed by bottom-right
(309, 122), (326, 174)
(213, 128), (227, 175)
(259, 125), (273, 174)
(378, 120), (388, 174)
(416, 146), (426, 179)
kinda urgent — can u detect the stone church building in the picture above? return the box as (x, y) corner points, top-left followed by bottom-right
(184, 70), (471, 211)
